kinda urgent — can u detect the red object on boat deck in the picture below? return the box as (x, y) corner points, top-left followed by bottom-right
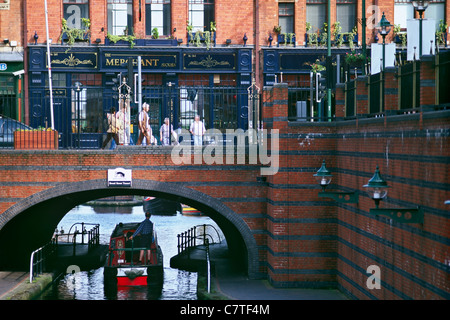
(117, 276), (148, 286)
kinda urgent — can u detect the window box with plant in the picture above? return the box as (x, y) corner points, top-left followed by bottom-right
(58, 18), (91, 45)
(393, 24), (407, 48)
(278, 33), (296, 47)
(334, 26), (358, 50)
(14, 128), (59, 150)
(105, 27), (137, 48)
(187, 21), (216, 49)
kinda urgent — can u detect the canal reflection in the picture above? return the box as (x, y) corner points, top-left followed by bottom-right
(41, 203), (218, 300)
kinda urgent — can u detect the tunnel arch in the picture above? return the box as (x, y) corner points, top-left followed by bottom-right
(0, 179), (259, 278)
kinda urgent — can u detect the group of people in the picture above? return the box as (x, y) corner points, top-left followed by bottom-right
(101, 102), (207, 149)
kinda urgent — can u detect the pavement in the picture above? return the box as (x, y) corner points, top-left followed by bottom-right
(0, 271), (29, 300)
(190, 243), (349, 300)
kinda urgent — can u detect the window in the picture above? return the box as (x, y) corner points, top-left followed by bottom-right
(426, 0), (445, 30)
(394, 0), (414, 29)
(108, 0), (133, 36)
(306, 0), (326, 32)
(188, 0), (215, 32)
(71, 74), (103, 134)
(336, 0), (356, 33)
(63, 0), (89, 29)
(146, 0), (171, 37)
(279, 3), (294, 34)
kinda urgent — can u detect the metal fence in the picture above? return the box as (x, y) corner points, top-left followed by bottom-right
(1, 84), (259, 149)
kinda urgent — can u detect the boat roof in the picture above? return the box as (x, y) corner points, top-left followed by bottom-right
(111, 222), (140, 238)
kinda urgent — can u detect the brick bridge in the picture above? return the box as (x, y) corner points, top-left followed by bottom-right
(0, 85), (449, 299)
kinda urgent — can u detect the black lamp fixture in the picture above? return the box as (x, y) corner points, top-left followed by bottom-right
(243, 33), (248, 46)
(376, 12), (392, 71)
(364, 166), (423, 223)
(314, 160), (359, 203)
(411, 0), (429, 57)
(268, 33), (273, 47)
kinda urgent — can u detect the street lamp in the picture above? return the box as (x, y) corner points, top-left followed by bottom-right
(377, 12), (392, 71)
(376, 12), (392, 112)
(363, 166), (423, 223)
(411, 1), (429, 58)
(314, 160), (358, 203)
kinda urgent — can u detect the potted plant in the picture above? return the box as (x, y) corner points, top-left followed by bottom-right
(304, 59), (326, 74)
(319, 22), (328, 47)
(305, 22), (318, 47)
(436, 19), (448, 46)
(14, 128), (58, 150)
(333, 22), (344, 48)
(58, 18), (91, 45)
(393, 24), (407, 48)
(345, 51), (365, 67)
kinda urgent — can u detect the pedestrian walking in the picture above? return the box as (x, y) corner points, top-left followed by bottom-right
(101, 107), (120, 149)
(137, 103), (152, 145)
(190, 115), (206, 146)
(160, 117), (173, 146)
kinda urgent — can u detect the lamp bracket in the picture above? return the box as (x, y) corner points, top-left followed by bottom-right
(369, 207), (423, 223)
(319, 191), (359, 203)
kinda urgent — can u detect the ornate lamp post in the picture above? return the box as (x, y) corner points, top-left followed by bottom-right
(411, 1), (429, 58)
(377, 12), (392, 112)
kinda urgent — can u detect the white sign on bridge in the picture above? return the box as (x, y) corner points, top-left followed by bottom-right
(107, 167), (132, 187)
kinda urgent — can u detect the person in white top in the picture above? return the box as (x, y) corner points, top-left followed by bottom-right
(137, 103), (152, 145)
(160, 117), (173, 146)
(189, 115), (206, 146)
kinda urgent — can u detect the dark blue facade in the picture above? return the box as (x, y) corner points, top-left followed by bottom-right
(27, 45), (253, 148)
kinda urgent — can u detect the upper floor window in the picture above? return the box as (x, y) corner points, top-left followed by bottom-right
(306, 0), (326, 32)
(336, 0), (356, 33)
(279, 2), (294, 34)
(107, 0), (133, 36)
(394, 0), (414, 29)
(189, 0), (215, 32)
(63, 0), (89, 29)
(425, 0), (445, 30)
(146, 0), (171, 37)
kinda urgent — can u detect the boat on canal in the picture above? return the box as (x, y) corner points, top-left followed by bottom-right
(143, 196), (182, 216)
(103, 222), (163, 287)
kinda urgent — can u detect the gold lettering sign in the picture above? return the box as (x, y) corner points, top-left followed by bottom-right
(103, 54), (177, 69)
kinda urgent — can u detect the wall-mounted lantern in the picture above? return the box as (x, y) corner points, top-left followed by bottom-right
(314, 160), (359, 203)
(364, 166), (423, 223)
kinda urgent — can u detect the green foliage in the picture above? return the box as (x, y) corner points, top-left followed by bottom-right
(106, 32), (136, 48)
(151, 28), (159, 39)
(436, 19), (448, 45)
(59, 18), (90, 45)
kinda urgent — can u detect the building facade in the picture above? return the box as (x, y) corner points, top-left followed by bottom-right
(0, 0), (25, 123)
(17, 0), (450, 148)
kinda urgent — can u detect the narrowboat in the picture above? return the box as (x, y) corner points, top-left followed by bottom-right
(104, 222), (163, 287)
(143, 196), (182, 216)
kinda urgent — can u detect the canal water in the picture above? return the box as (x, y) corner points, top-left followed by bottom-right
(40, 203), (220, 300)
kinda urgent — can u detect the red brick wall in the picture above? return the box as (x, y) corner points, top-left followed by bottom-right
(261, 79), (449, 297)
(20, 1), (450, 48)
(0, 0), (24, 48)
